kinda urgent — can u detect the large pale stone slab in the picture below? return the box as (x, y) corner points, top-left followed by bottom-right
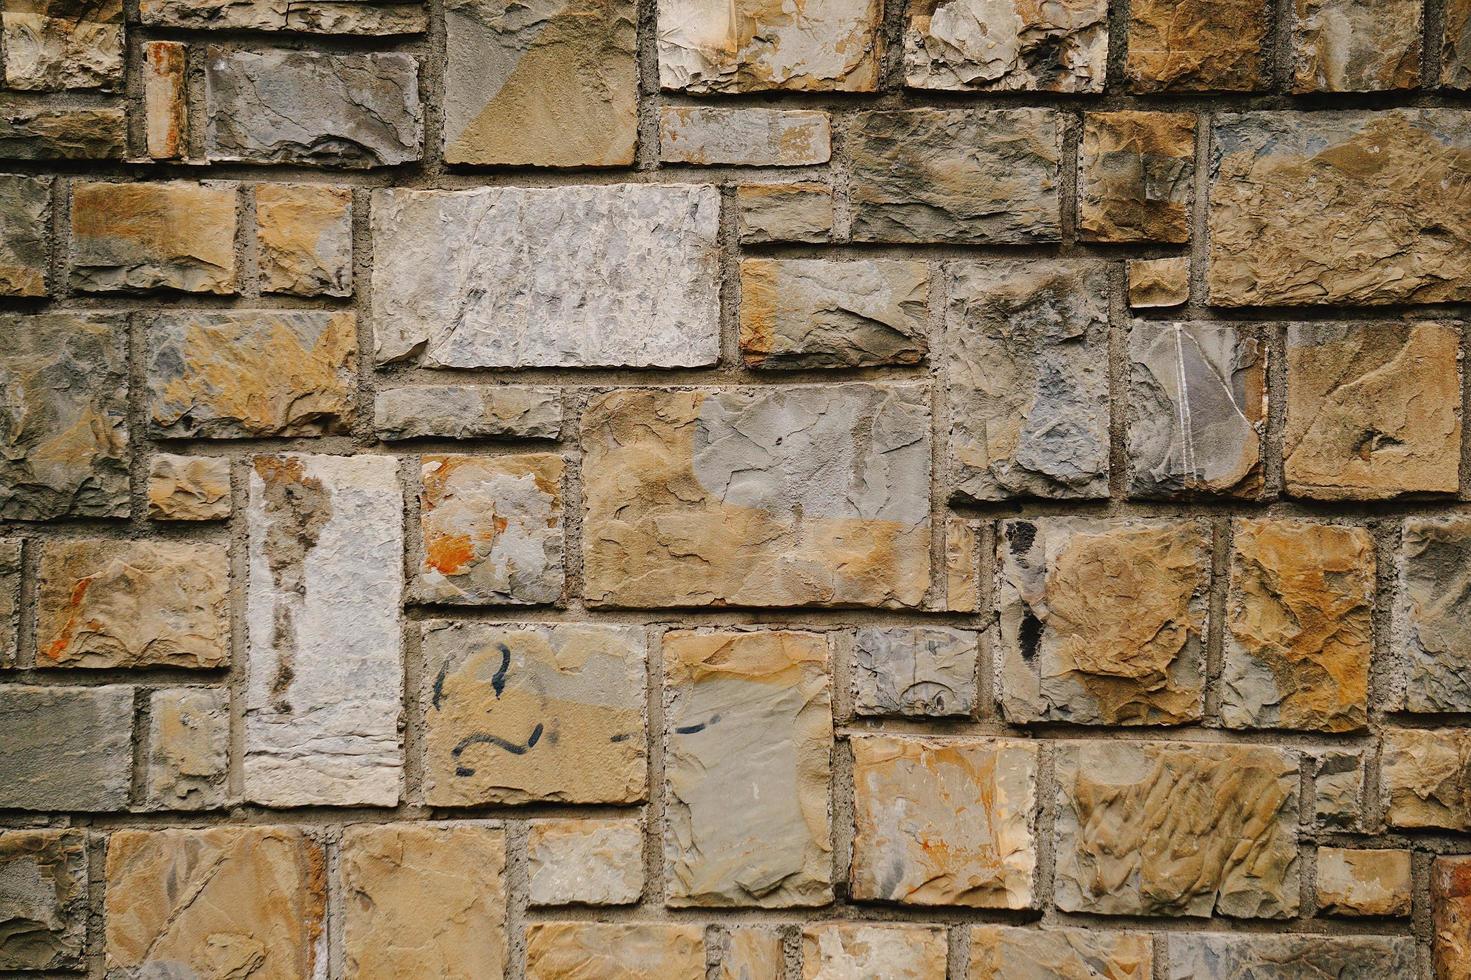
(256, 183), (352, 297)
(1435, 856), (1471, 979)
(372, 184), (720, 366)
(1167, 934), (1416, 978)
(664, 630), (832, 908)
(0, 830), (87, 971)
(1079, 110), (1195, 244)
(374, 385), (562, 441)
(968, 926), (1153, 980)
(1382, 727), (1471, 829)
(245, 454), (403, 807)
(904, 0), (1107, 92)
(147, 454), (232, 522)
(660, 107), (831, 166)
(1396, 516), (1471, 713)
(1316, 847), (1412, 917)
(1291, 0), (1420, 92)
(142, 0), (428, 33)
(0, 103), (125, 160)
(801, 924), (946, 980)
(583, 385), (931, 608)
(144, 687), (229, 811)
(1125, 0), (1271, 91)
(0, 686), (132, 811)
(71, 180), (237, 294)
(0, 173), (50, 296)
(2, 0), (123, 91)
(852, 626), (978, 718)
(526, 923), (705, 979)
(527, 818), (644, 907)
(1054, 740), (1299, 918)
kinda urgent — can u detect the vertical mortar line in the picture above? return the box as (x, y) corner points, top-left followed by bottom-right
(947, 921), (970, 980)
(1459, 311), (1471, 501)
(1263, 322), (1289, 501)
(128, 685), (150, 810)
(1369, 518), (1404, 731)
(185, 37), (209, 163)
(830, 629), (855, 727)
(87, 829), (107, 980)
(879, 0), (908, 93)
(125, 307), (152, 529)
(1106, 0), (1132, 92)
(1299, 817), (1318, 920)
(1187, 109), (1211, 313)
(1202, 516), (1231, 725)
(832, 113), (854, 242)
(644, 623), (669, 912)
(704, 923), (721, 980)
(830, 726), (855, 907)
(1058, 111), (1081, 251)
(17, 533), (39, 671)
(782, 925), (802, 980)
(504, 818), (531, 980)
(421, 0), (449, 181)
(718, 187), (742, 371)
(123, 11), (145, 160)
(975, 521), (997, 723)
(1107, 260), (1128, 505)
(399, 455), (425, 810)
(926, 256), (946, 609)
(1274, 0), (1297, 94)
(1032, 738), (1058, 925)
(350, 187), (377, 448)
(1152, 931), (1168, 980)
(236, 180), (259, 301)
(52, 173), (72, 303)
(560, 391), (588, 618)
(226, 455), (250, 803)
(325, 826), (344, 980)
(634, 0), (661, 171)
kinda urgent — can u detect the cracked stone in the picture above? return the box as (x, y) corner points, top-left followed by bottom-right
(801, 924), (946, 980)
(1316, 847), (1412, 917)
(968, 925), (1153, 980)
(736, 182), (833, 244)
(1308, 749), (1367, 831)
(2, 0), (123, 91)
(144, 41), (186, 159)
(723, 927), (783, 980)
(148, 454), (231, 522)
(1382, 727), (1471, 830)
(1127, 257), (1189, 309)
(374, 385), (562, 441)
(142, 0), (427, 33)
(0, 830), (86, 971)
(256, 183), (352, 297)
(852, 626), (978, 718)
(904, 0), (1106, 93)
(1435, 856), (1471, 979)
(527, 818), (644, 907)
(1396, 516), (1471, 713)
(1292, 0), (1420, 92)
(144, 688), (229, 811)
(0, 173), (49, 296)
(0, 103), (125, 160)
(1079, 110), (1195, 244)
(526, 923), (705, 979)
(1167, 934), (1415, 978)
(0, 539), (16, 667)
(1125, 0), (1271, 91)
(0, 685), (133, 810)
(71, 180), (237, 294)
(660, 107), (830, 166)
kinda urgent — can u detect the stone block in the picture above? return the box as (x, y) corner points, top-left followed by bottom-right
(1316, 847), (1412, 917)
(904, 0), (1107, 92)
(71, 180), (237, 294)
(1079, 110), (1195, 243)
(527, 818), (644, 907)
(0, 539), (17, 666)
(1308, 749), (1367, 831)
(1126, 257), (1189, 309)
(1167, 934), (1415, 978)
(660, 107), (831, 166)
(526, 923), (705, 979)
(1382, 727), (1471, 829)
(0, 830), (87, 971)
(1396, 516), (1471, 713)
(1292, 0), (1420, 92)
(664, 630), (832, 908)
(147, 454), (232, 522)
(144, 688), (229, 811)
(142, 0), (428, 33)
(1448, 0), (1471, 89)
(736, 182), (833, 244)
(0, 103), (125, 160)
(0, 685), (133, 810)
(801, 923), (946, 980)
(852, 626), (978, 718)
(583, 385), (931, 608)
(1125, 0), (1271, 91)
(374, 385), (562, 441)
(722, 927), (783, 980)
(2, 0), (123, 91)
(256, 183), (352, 297)
(943, 517), (980, 613)
(1435, 856), (1471, 979)
(967, 925), (1153, 980)
(0, 173), (50, 296)
(421, 621), (646, 805)
(144, 40), (187, 160)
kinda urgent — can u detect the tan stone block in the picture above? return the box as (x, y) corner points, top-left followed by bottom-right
(71, 180), (237, 294)
(105, 827), (326, 980)
(1285, 322), (1461, 500)
(1292, 0), (1420, 92)
(1316, 847), (1412, 917)
(1223, 519), (1374, 732)
(2, 0), (123, 92)
(527, 818), (643, 907)
(0, 103), (125, 160)
(144, 687), (228, 811)
(661, 107), (831, 166)
(722, 927), (784, 980)
(1309, 749), (1367, 831)
(802, 923), (947, 980)
(375, 385), (562, 441)
(148, 454), (231, 521)
(967, 925), (1153, 980)
(144, 41), (186, 160)
(1127, 257), (1189, 309)
(1448, 0), (1471, 89)
(526, 922), (705, 979)
(0, 173), (50, 297)
(1079, 111), (1195, 244)
(1434, 855), (1471, 979)
(943, 516), (980, 613)
(736, 182), (833, 244)
(38, 539), (229, 669)
(0, 830), (87, 971)
(256, 183), (352, 297)
(904, 0), (1107, 92)
(341, 824), (506, 980)
(1125, 0), (1271, 91)
(1396, 516), (1471, 713)
(1382, 727), (1471, 830)
(1169, 934), (1415, 977)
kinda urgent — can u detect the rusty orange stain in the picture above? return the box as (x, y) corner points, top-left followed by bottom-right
(42, 577), (92, 662)
(425, 533), (475, 576)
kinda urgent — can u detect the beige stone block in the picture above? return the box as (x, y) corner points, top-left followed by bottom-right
(1127, 257), (1189, 309)
(1291, 0), (1420, 92)
(1382, 727), (1471, 830)
(2, 0), (123, 92)
(144, 687), (229, 811)
(148, 454), (231, 522)
(1080, 110), (1195, 243)
(71, 180), (237, 293)
(736, 182), (833, 244)
(722, 926), (784, 980)
(1315, 847), (1412, 917)
(0, 830), (87, 971)
(904, 0), (1106, 92)
(802, 923), (947, 979)
(526, 922), (705, 979)
(967, 925), (1153, 979)
(527, 818), (643, 907)
(256, 183), (352, 297)
(1435, 855), (1471, 979)
(661, 107), (830, 166)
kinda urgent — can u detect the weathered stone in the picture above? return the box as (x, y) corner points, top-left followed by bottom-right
(1292, 0), (1420, 92)
(1316, 847), (1412, 917)
(1079, 110), (1195, 244)
(1125, 0), (1271, 91)
(341, 824), (506, 980)
(1167, 934), (1416, 978)
(71, 180), (237, 294)
(1127, 257), (1189, 309)
(723, 927), (783, 980)
(736, 182), (833, 244)
(851, 734), (1035, 908)
(0, 539), (17, 667)
(145, 310), (357, 438)
(417, 453), (564, 605)
(144, 41), (187, 160)
(1285, 322), (1461, 500)
(1210, 110), (1471, 307)
(740, 258), (928, 369)
(105, 828), (326, 979)
(0, 685), (132, 810)
(0, 312), (129, 520)
(850, 109), (1061, 243)
(658, 0), (881, 92)
(1382, 727), (1471, 830)
(945, 260), (1109, 501)
(1054, 740), (1299, 918)
(943, 516), (980, 613)
(421, 621), (646, 805)
(37, 539), (230, 669)
(583, 385), (930, 608)
(256, 183), (352, 297)
(141, 0), (427, 33)
(661, 107), (830, 166)
(904, 0), (1106, 92)
(205, 48), (422, 168)
(801, 924), (947, 980)
(0, 103), (125, 160)
(2, 0), (123, 91)
(372, 184), (720, 366)
(997, 518), (1209, 726)
(0, 173), (49, 296)
(1396, 516), (1471, 713)
(852, 626), (978, 718)
(1127, 322), (1265, 498)
(1448, 0), (1471, 89)
(148, 454), (232, 522)
(664, 630), (832, 908)
(444, 0), (636, 167)
(374, 385), (562, 441)
(1223, 518), (1373, 732)
(245, 454), (403, 808)
(144, 688), (229, 811)
(1434, 856), (1471, 979)
(0, 830), (87, 971)
(526, 923), (705, 979)
(527, 818), (643, 907)
(967, 925), (1153, 980)
(1308, 749), (1366, 831)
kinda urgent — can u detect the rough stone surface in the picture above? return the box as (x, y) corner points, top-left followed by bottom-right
(1126, 257), (1189, 309)
(1382, 727), (1471, 830)
(1223, 519), (1374, 733)
(852, 626), (978, 718)
(70, 180), (237, 294)
(0, 173), (50, 296)
(1309, 749), (1367, 831)
(1127, 322), (1265, 499)
(105, 828), (326, 979)
(1079, 110), (1194, 244)
(945, 260), (1109, 501)
(527, 818), (644, 907)
(245, 454), (404, 808)
(967, 925), (1154, 980)
(340, 824), (506, 980)
(0, 830), (87, 971)
(0, 685), (132, 810)
(144, 688), (229, 811)
(801, 923), (947, 980)
(1292, 0), (1420, 92)
(740, 258), (928, 369)
(141, 0), (428, 33)
(664, 630), (832, 908)
(417, 453), (564, 605)
(1396, 516), (1471, 713)
(526, 923), (705, 979)
(1166, 934), (1416, 978)
(583, 385), (931, 608)
(661, 107), (830, 167)
(723, 927), (783, 980)
(1209, 110), (1471, 307)
(1449, 0), (1471, 89)
(2, 0), (123, 91)
(736, 182), (833, 244)
(144, 40), (186, 160)
(1315, 847), (1412, 917)
(1054, 740), (1299, 918)
(1434, 856), (1471, 979)
(37, 538), (230, 669)
(372, 184), (720, 366)
(903, 0), (1107, 93)
(421, 621), (646, 805)
(444, 0), (636, 167)
(0, 104), (125, 160)
(0, 539), (17, 667)
(1125, 0), (1271, 91)
(205, 48), (422, 167)
(147, 454), (232, 522)
(996, 518), (1209, 726)
(1285, 322), (1461, 500)
(375, 385), (563, 441)
(256, 183), (352, 297)
(943, 517), (980, 613)
(849, 109), (1061, 243)
(145, 310), (357, 438)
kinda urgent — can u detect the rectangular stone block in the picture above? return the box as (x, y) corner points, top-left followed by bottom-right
(904, 0), (1107, 92)
(1382, 727), (1471, 829)
(142, 0), (427, 33)
(372, 184), (720, 366)
(3, 0), (123, 91)
(147, 454), (232, 522)
(852, 626), (978, 718)
(1449, 0), (1471, 89)
(205, 47), (422, 167)
(527, 818), (644, 907)
(0, 103), (124, 160)
(1126, 0), (1271, 91)
(1167, 934), (1415, 978)
(526, 923), (705, 979)
(660, 107), (831, 166)
(736, 181), (833, 243)
(968, 926), (1153, 980)
(1054, 740), (1299, 918)
(0, 685), (132, 810)
(145, 310), (357, 438)
(0, 830), (87, 971)
(374, 385), (562, 441)
(1224, 518), (1374, 732)
(1396, 516), (1471, 713)
(144, 40), (186, 160)
(1210, 110), (1471, 307)
(416, 453), (564, 605)
(946, 260), (1109, 500)
(802, 923), (946, 980)
(664, 630), (832, 907)
(723, 927), (783, 980)
(1316, 847), (1412, 917)
(38, 539), (229, 669)
(0, 539), (17, 666)
(1079, 110), (1195, 243)
(739, 258), (928, 369)
(943, 516), (980, 613)
(421, 621), (646, 805)
(583, 384), (931, 608)
(144, 687), (229, 811)
(850, 109), (1061, 243)
(1291, 0), (1420, 92)
(71, 180), (237, 294)
(341, 824), (506, 980)
(256, 183), (352, 297)
(1435, 856), (1471, 979)
(1127, 257), (1189, 309)
(0, 312), (129, 520)
(0, 173), (50, 296)
(245, 454), (404, 807)
(1309, 748), (1367, 831)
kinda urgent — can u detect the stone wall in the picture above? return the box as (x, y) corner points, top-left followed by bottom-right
(4, 1), (1471, 977)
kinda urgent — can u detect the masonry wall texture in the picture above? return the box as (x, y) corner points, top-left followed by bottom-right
(5, 2), (1471, 978)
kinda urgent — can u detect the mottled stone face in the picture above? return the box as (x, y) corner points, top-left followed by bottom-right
(0, 831), (87, 971)
(968, 926), (1153, 980)
(1396, 517), (1471, 713)
(801, 923), (948, 980)
(1125, 0), (1271, 91)
(904, 0), (1108, 93)
(1291, 0), (1421, 92)
(1079, 111), (1195, 243)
